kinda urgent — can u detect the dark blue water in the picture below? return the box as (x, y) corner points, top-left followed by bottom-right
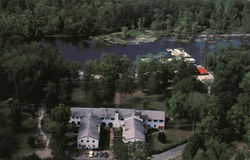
(43, 36), (249, 65)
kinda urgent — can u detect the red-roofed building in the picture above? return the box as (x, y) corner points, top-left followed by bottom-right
(197, 67), (209, 75)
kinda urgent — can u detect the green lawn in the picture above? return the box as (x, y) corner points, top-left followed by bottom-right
(146, 128), (193, 154)
(117, 91), (168, 113)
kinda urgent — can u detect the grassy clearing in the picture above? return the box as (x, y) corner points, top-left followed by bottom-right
(146, 128), (193, 153)
(117, 91), (168, 113)
(72, 89), (168, 113)
(71, 88), (91, 107)
(42, 115), (57, 133)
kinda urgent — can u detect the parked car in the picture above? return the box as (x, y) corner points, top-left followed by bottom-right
(104, 152), (109, 158)
(94, 152), (99, 157)
(99, 152), (104, 157)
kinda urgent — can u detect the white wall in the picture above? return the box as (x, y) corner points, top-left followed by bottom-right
(77, 137), (99, 149)
(144, 120), (165, 130)
(69, 116), (164, 129)
(69, 116), (81, 126)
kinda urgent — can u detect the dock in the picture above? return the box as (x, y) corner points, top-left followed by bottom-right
(166, 49), (196, 64)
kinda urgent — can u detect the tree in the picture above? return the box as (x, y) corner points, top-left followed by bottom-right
(0, 131), (18, 159)
(168, 92), (188, 120)
(157, 132), (167, 144)
(227, 72), (250, 140)
(0, 43), (79, 107)
(50, 104), (70, 125)
(82, 53), (133, 106)
(174, 60), (197, 83)
(121, 26), (128, 39)
(43, 81), (58, 111)
(19, 154), (41, 160)
(186, 92), (208, 132)
(172, 77), (207, 94)
(8, 98), (23, 130)
(182, 133), (205, 160)
(116, 76), (136, 94)
(50, 104), (73, 160)
(127, 142), (150, 160)
(112, 138), (129, 160)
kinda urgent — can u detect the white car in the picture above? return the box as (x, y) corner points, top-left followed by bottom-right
(89, 151), (94, 158)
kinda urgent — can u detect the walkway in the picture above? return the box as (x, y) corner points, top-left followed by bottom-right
(109, 128), (114, 147)
(152, 144), (186, 160)
(36, 107), (53, 159)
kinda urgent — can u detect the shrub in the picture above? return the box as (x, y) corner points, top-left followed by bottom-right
(27, 136), (36, 148)
(157, 132), (167, 144)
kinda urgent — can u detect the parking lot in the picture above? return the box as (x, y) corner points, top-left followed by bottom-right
(74, 151), (111, 160)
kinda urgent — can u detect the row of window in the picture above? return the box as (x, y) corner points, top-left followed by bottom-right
(80, 139), (95, 143)
(72, 116), (81, 119)
(72, 116), (163, 122)
(147, 119), (164, 122)
(100, 117), (124, 121)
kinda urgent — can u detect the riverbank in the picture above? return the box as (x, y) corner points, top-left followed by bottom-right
(91, 29), (250, 45)
(92, 29), (168, 45)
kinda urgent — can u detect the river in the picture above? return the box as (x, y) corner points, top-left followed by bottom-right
(43, 36), (250, 65)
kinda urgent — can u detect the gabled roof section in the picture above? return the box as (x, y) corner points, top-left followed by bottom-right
(123, 117), (145, 142)
(78, 113), (101, 140)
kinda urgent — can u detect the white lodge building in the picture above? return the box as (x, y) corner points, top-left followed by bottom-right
(69, 107), (165, 149)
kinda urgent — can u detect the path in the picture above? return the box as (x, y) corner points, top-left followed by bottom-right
(114, 92), (121, 106)
(109, 128), (114, 147)
(152, 144), (186, 160)
(36, 107), (52, 159)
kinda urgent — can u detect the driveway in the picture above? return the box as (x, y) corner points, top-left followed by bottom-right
(152, 144), (186, 160)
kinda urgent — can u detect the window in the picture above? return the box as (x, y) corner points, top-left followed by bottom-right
(100, 118), (104, 120)
(92, 140), (95, 143)
(111, 118), (114, 120)
(87, 140), (89, 142)
(77, 122), (80, 125)
(78, 144), (81, 147)
(81, 140), (83, 142)
(154, 125), (156, 127)
(148, 119), (152, 122)
(154, 120), (158, 122)
(120, 118), (124, 121)
(148, 124), (150, 127)
(159, 120), (163, 122)
(76, 117), (79, 119)
(93, 145), (95, 147)
(72, 117), (74, 119)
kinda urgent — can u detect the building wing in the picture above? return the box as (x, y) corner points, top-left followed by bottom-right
(123, 117), (145, 142)
(78, 113), (101, 140)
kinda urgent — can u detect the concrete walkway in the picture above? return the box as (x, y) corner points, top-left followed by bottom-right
(36, 107), (53, 159)
(152, 144), (186, 160)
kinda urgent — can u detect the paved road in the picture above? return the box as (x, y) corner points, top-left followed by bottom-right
(152, 144), (186, 160)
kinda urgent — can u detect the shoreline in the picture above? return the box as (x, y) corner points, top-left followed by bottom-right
(91, 30), (250, 45)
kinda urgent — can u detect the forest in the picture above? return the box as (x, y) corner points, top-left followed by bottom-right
(0, 0), (249, 42)
(0, 0), (250, 159)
